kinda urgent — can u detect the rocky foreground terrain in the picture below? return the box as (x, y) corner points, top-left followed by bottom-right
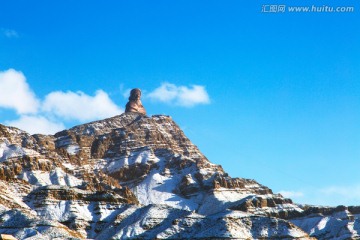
(0, 113), (359, 239)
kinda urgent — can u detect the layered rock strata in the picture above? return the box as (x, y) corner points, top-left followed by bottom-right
(0, 113), (356, 239)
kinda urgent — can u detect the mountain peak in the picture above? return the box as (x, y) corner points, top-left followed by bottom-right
(0, 114), (358, 239)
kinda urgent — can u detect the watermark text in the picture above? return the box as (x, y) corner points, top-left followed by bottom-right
(261, 5), (355, 13)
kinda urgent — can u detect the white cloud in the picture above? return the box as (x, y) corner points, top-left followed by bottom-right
(1, 28), (19, 38)
(0, 69), (40, 114)
(279, 190), (304, 198)
(42, 90), (123, 121)
(6, 115), (65, 135)
(320, 185), (360, 200)
(147, 82), (210, 107)
(0, 68), (124, 135)
(278, 185), (360, 206)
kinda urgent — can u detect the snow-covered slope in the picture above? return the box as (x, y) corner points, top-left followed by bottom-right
(0, 113), (356, 239)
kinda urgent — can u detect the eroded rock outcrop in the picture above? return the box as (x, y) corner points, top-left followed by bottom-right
(125, 88), (146, 115)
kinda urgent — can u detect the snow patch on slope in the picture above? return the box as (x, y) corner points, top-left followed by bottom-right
(198, 188), (257, 215)
(95, 205), (309, 240)
(291, 210), (360, 239)
(103, 149), (200, 211)
(0, 139), (40, 162)
(18, 168), (83, 187)
(66, 144), (80, 155)
(0, 140), (25, 161)
(106, 149), (159, 172)
(133, 168), (198, 211)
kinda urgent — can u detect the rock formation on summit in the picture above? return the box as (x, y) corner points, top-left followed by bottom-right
(125, 88), (146, 115)
(0, 113), (359, 239)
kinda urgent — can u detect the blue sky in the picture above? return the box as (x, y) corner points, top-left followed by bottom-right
(1, 0), (359, 206)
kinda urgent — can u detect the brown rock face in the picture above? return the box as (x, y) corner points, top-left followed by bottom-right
(0, 120), (141, 239)
(0, 114), (345, 239)
(27, 186), (135, 204)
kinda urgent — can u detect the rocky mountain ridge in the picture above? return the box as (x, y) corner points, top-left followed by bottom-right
(0, 113), (359, 239)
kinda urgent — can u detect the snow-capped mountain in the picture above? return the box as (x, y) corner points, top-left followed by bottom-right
(0, 113), (358, 239)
